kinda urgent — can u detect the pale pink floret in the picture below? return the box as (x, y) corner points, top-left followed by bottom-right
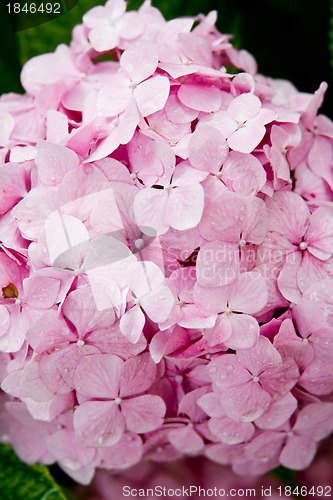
(134, 164), (205, 235)
(120, 261), (174, 343)
(216, 93), (277, 154)
(194, 272), (268, 349)
(199, 191), (268, 245)
(83, 0), (144, 52)
(244, 402), (333, 471)
(206, 336), (298, 421)
(266, 191), (333, 302)
(97, 41), (170, 119)
(73, 352), (166, 447)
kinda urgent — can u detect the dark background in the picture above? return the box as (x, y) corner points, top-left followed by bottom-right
(1, 0), (332, 116)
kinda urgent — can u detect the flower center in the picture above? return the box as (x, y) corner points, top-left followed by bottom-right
(2, 283), (19, 299)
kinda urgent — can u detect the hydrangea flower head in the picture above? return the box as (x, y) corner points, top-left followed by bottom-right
(0, 0), (333, 485)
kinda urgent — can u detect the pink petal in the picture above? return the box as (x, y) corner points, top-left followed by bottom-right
(74, 400), (125, 447)
(23, 276), (60, 309)
(164, 93), (198, 124)
(121, 394), (166, 432)
(120, 41), (158, 83)
(199, 192), (267, 245)
(0, 163), (27, 215)
(120, 352), (157, 397)
(197, 392), (225, 418)
(25, 309), (73, 353)
(306, 207), (333, 260)
(149, 326), (190, 363)
(120, 305), (145, 344)
(293, 402), (333, 441)
(116, 11), (145, 40)
(89, 25), (119, 52)
(303, 279), (333, 322)
(222, 382), (271, 422)
(194, 283), (228, 315)
(308, 135), (333, 189)
(237, 336), (282, 375)
(47, 428), (96, 469)
(228, 93), (261, 123)
(45, 213), (89, 270)
(168, 182), (204, 230)
(196, 241), (239, 287)
(224, 313), (260, 350)
(208, 354), (251, 392)
(0, 112), (15, 145)
(97, 76), (132, 117)
(134, 75), (170, 117)
(260, 357), (299, 398)
(228, 272), (268, 314)
(178, 84), (222, 113)
(299, 359), (333, 395)
(11, 186), (58, 241)
(87, 321), (147, 358)
(98, 432), (143, 469)
(134, 188), (169, 235)
(188, 125), (228, 173)
(141, 285), (174, 323)
(266, 191), (309, 244)
(227, 120), (266, 154)
(255, 392), (297, 429)
(280, 435), (316, 470)
(20, 357), (54, 402)
(35, 141), (79, 186)
(0, 305), (10, 337)
(221, 151), (266, 196)
(277, 252), (302, 303)
(74, 353), (123, 399)
(209, 417), (255, 444)
(39, 345), (98, 395)
(62, 286), (115, 337)
(168, 426), (204, 454)
(297, 251), (328, 293)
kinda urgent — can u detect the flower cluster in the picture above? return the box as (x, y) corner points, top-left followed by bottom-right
(0, 0), (333, 484)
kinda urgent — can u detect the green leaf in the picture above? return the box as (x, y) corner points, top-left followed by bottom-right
(16, 0), (103, 65)
(0, 3), (23, 94)
(0, 445), (68, 500)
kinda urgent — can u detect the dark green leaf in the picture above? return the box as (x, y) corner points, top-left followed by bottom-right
(0, 445), (67, 500)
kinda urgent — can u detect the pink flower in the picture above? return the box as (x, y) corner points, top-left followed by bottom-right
(134, 164), (205, 234)
(206, 336), (298, 421)
(1, 0), (333, 483)
(216, 93), (277, 153)
(194, 272), (268, 349)
(73, 352), (166, 447)
(83, 0), (144, 52)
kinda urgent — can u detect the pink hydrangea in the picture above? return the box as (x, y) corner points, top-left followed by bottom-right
(0, 0), (333, 486)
